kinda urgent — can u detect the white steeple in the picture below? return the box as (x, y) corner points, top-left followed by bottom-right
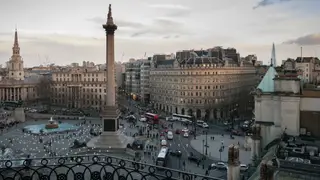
(8, 28), (24, 81)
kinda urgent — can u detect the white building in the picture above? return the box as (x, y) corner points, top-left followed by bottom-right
(140, 60), (151, 104)
(253, 65), (320, 148)
(125, 59), (149, 101)
(115, 62), (125, 89)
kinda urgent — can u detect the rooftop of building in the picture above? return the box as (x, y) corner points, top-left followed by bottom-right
(257, 66), (278, 93)
(0, 76), (40, 85)
(275, 133), (320, 177)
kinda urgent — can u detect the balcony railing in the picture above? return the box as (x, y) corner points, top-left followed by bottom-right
(0, 154), (222, 180)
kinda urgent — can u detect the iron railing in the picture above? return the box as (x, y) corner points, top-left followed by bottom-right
(0, 154), (223, 180)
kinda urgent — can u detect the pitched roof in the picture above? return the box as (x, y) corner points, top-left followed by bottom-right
(257, 66), (278, 93)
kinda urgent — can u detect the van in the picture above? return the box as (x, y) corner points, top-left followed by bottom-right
(161, 139), (167, 146)
(197, 120), (205, 127)
(167, 131), (173, 140)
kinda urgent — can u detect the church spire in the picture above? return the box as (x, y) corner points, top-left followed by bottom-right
(14, 28), (19, 47)
(12, 28), (21, 57)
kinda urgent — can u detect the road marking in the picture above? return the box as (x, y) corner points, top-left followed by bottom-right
(178, 135), (188, 155)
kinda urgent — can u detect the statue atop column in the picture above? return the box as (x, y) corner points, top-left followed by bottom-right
(108, 4), (112, 19)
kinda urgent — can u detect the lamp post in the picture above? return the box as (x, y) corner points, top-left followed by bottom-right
(192, 113), (197, 139)
(202, 139), (205, 155)
(219, 146), (223, 161)
(205, 131), (209, 156)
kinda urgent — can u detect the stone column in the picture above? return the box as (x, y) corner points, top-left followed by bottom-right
(14, 88), (16, 101)
(227, 144), (240, 180)
(251, 124), (261, 162)
(86, 4), (133, 151)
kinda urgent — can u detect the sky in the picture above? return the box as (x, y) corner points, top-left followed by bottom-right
(0, 0), (320, 67)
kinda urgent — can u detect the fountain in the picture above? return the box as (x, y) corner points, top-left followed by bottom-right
(24, 117), (79, 134)
(45, 117), (59, 129)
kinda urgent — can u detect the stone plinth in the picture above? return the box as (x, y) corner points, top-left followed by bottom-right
(14, 108), (25, 122)
(87, 131), (133, 152)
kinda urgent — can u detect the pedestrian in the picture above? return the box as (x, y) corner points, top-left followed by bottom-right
(205, 170), (209, 176)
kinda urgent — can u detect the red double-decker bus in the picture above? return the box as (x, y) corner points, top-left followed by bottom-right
(145, 112), (159, 124)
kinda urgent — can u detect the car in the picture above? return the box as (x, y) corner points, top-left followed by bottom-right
(231, 129), (242, 136)
(202, 123), (209, 128)
(160, 132), (165, 137)
(197, 120), (205, 127)
(210, 162), (228, 170)
(183, 132), (189, 138)
(170, 150), (182, 157)
(188, 155), (201, 163)
(132, 140), (144, 150)
(140, 117), (147, 122)
(223, 121), (231, 126)
(240, 164), (249, 172)
(161, 139), (167, 146)
(175, 129), (181, 134)
(167, 131), (173, 140)
(181, 128), (189, 133)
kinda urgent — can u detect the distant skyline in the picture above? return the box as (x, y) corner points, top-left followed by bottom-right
(0, 0), (320, 67)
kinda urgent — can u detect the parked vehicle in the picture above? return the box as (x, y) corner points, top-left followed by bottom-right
(209, 162), (228, 170)
(169, 150), (182, 157)
(188, 154), (201, 163)
(240, 164), (249, 172)
(167, 131), (173, 140)
(183, 132), (189, 138)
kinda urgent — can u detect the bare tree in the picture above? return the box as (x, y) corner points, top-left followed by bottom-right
(35, 75), (53, 108)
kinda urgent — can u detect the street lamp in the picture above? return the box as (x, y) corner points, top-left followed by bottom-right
(205, 131), (209, 156)
(202, 139), (205, 155)
(192, 113), (197, 139)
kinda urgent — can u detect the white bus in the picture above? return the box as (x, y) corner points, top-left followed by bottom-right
(156, 147), (169, 167)
(172, 113), (192, 122)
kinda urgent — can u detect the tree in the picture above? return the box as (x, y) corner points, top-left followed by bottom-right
(36, 75), (53, 108)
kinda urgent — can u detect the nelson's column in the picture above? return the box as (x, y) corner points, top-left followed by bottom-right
(87, 4), (133, 152)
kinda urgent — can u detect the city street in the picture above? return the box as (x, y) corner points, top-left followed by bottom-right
(122, 99), (229, 178)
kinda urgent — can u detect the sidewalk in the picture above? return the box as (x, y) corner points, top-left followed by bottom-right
(190, 134), (251, 164)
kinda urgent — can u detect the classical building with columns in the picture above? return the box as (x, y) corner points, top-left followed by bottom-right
(0, 29), (38, 102)
(150, 48), (257, 121)
(51, 67), (107, 110)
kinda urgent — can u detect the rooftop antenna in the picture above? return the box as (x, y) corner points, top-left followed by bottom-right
(121, 53), (124, 62)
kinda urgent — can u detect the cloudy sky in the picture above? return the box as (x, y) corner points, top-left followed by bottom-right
(0, 0), (319, 67)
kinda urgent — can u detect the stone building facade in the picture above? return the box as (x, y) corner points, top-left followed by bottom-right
(51, 67), (107, 110)
(150, 49), (257, 121)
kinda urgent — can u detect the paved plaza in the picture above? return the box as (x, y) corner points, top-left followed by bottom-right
(0, 119), (100, 159)
(190, 134), (251, 164)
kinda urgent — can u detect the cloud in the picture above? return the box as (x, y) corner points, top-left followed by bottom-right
(148, 4), (189, 10)
(253, 0), (293, 9)
(163, 35), (180, 39)
(87, 17), (144, 29)
(148, 4), (191, 17)
(283, 33), (320, 46)
(130, 18), (187, 38)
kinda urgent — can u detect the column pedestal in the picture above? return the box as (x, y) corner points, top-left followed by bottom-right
(87, 106), (133, 152)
